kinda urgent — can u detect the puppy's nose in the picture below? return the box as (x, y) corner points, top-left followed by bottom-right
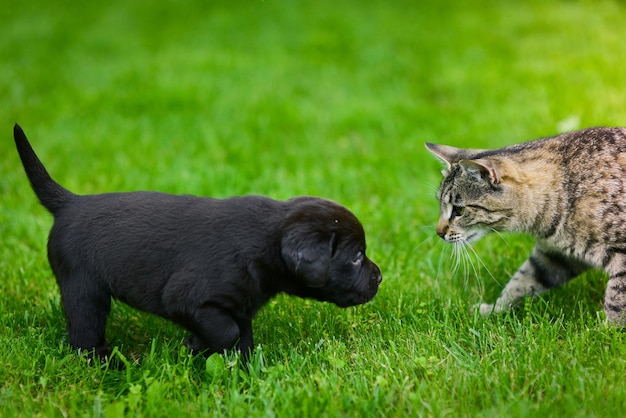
(370, 263), (382, 285)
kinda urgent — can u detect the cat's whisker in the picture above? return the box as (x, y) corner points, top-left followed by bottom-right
(456, 243), (467, 275)
(489, 228), (509, 244)
(463, 242), (481, 284)
(449, 241), (482, 297)
(412, 232), (438, 251)
(444, 242), (472, 291)
(435, 239), (450, 282)
(450, 244), (459, 273)
(425, 183), (440, 195)
(464, 241), (502, 287)
(459, 245), (469, 288)
(411, 232), (449, 266)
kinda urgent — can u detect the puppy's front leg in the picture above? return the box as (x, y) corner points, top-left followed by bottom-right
(235, 319), (253, 364)
(184, 303), (244, 357)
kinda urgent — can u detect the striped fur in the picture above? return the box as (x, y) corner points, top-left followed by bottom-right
(426, 127), (626, 325)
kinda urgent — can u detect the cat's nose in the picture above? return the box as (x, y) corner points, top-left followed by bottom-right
(436, 223), (448, 239)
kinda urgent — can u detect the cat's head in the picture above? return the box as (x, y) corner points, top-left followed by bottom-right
(425, 143), (520, 244)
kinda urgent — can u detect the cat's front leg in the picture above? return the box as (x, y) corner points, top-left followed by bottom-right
(478, 257), (549, 315)
(604, 254), (626, 326)
(479, 242), (588, 316)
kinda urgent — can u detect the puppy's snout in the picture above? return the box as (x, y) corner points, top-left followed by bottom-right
(370, 261), (382, 285)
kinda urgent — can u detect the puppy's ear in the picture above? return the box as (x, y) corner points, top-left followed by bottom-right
(281, 228), (336, 288)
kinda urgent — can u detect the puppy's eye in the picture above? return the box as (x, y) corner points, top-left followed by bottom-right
(352, 251), (363, 265)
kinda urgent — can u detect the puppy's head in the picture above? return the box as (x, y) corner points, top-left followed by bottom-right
(281, 197), (382, 307)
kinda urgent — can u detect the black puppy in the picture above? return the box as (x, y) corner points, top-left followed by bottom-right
(13, 124), (382, 363)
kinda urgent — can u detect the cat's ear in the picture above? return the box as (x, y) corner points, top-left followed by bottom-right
(459, 159), (502, 185)
(425, 143), (476, 174)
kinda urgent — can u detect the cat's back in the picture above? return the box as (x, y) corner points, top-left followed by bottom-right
(505, 126), (626, 195)
(469, 127), (626, 186)
(500, 126), (626, 164)
(517, 127), (626, 251)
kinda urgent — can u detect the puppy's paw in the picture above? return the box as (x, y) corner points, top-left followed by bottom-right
(184, 335), (206, 354)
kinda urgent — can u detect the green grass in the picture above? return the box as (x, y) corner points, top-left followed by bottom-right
(2, 0), (626, 416)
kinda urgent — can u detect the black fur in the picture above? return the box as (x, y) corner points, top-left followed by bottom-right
(13, 124), (382, 363)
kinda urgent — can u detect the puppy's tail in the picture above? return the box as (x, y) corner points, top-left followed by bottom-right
(13, 124), (74, 216)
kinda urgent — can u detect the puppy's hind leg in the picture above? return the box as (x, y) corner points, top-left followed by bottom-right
(58, 274), (112, 359)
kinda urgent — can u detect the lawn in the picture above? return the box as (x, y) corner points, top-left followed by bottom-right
(2, 0), (626, 416)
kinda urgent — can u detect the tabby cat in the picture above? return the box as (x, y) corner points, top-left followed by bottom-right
(426, 127), (626, 325)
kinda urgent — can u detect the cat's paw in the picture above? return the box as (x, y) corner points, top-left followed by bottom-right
(476, 300), (515, 316)
(604, 309), (626, 327)
(476, 303), (496, 316)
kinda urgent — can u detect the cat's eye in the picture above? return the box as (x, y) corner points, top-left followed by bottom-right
(451, 205), (465, 218)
